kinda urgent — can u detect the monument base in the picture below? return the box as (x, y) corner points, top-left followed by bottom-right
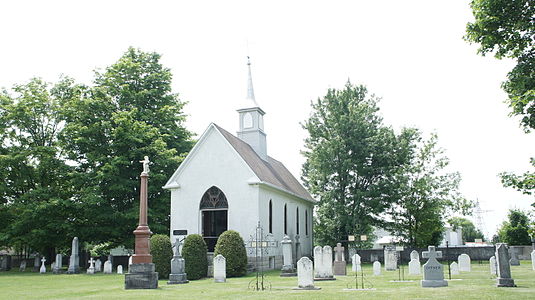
(333, 261), (347, 276)
(52, 268), (62, 274)
(496, 278), (516, 287)
(314, 277), (336, 281)
(67, 267), (80, 274)
(125, 263), (158, 289)
(421, 280), (448, 288)
(280, 265), (297, 277)
(168, 273), (189, 284)
(293, 286), (321, 290)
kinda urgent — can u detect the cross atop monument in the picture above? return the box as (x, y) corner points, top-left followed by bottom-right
(140, 156), (150, 174)
(422, 246), (442, 261)
(334, 243), (345, 262)
(41, 257), (46, 264)
(88, 257), (95, 267)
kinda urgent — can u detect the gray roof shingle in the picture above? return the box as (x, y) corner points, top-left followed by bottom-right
(214, 124), (315, 202)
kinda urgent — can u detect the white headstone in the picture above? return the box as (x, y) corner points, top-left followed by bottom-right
(450, 262), (460, 275)
(421, 246), (448, 288)
(128, 256), (132, 272)
(67, 237), (80, 274)
(490, 256), (497, 275)
(352, 254), (361, 272)
(296, 257), (319, 289)
(103, 260), (112, 274)
(408, 258), (421, 275)
(87, 258), (95, 274)
(373, 261), (381, 276)
(213, 254), (226, 283)
(95, 259), (102, 272)
(323, 245), (334, 278)
(40, 257), (46, 274)
(410, 250), (419, 261)
(117, 265), (123, 274)
(458, 254), (471, 272)
(531, 250), (535, 271)
(313, 246), (324, 278)
(384, 247), (397, 271)
(55, 254), (62, 269)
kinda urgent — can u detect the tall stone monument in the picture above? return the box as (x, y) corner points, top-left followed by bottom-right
(52, 254), (62, 274)
(280, 235), (296, 276)
(67, 237), (80, 274)
(33, 254), (40, 272)
(495, 243), (516, 287)
(384, 246), (397, 271)
(125, 156), (159, 289)
(168, 237), (188, 284)
(421, 246), (448, 288)
(333, 243), (346, 275)
(39, 257), (46, 274)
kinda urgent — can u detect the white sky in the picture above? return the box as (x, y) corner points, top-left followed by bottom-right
(1, 0), (533, 239)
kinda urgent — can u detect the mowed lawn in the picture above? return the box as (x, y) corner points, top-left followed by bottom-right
(1, 261), (534, 300)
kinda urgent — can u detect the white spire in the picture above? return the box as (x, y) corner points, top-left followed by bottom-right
(246, 56), (259, 107)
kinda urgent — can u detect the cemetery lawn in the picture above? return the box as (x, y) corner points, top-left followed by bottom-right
(1, 261), (534, 300)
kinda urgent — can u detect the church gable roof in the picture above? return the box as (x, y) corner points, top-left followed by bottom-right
(214, 124), (315, 202)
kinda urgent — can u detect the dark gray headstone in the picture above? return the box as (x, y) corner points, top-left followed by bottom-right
(33, 254), (40, 272)
(0, 255), (12, 271)
(496, 243), (516, 287)
(509, 247), (520, 266)
(421, 246), (448, 288)
(67, 237), (80, 274)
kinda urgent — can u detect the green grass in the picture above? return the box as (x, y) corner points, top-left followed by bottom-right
(1, 261), (534, 299)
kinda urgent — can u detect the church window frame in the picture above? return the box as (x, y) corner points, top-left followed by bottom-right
(199, 186), (229, 209)
(268, 199), (273, 234)
(305, 209), (309, 236)
(243, 112), (253, 129)
(284, 204), (287, 235)
(296, 207), (300, 235)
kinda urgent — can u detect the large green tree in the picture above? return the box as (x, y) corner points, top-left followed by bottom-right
(448, 217), (485, 243)
(387, 130), (470, 247)
(497, 209), (532, 245)
(0, 78), (79, 256)
(465, 0), (535, 201)
(59, 48), (193, 248)
(302, 82), (407, 247)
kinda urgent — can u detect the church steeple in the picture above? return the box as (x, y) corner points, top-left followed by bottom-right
(237, 57), (267, 161)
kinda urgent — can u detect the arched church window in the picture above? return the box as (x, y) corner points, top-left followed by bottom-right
(199, 186), (229, 209)
(296, 207), (300, 235)
(305, 209), (309, 236)
(284, 204), (287, 235)
(269, 200), (273, 234)
(243, 112), (253, 128)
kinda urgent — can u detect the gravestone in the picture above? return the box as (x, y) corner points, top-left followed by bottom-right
(370, 253), (378, 263)
(168, 237), (188, 284)
(40, 257), (46, 274)
(410, 250), (419, 260)
(213, 254), (226, 283)
(384, 246), (397, 271)
(280, 235), (296, 276)
(67, 237), (80, 274)
(450, 262), (460, 275)
(495, 243), (516, 287)
(373, 261), (381, 276)
(408, 257), (421, 275)
(490, 256), (497, 275)
(421, 246), (448, 288)
(352, 253), (361, 272)
(313, 245), (335, 280)
(33, 254), (40, 272)
(458, 254), (471, 272)
(333, 243), (347, 276)
(95, 259), (102, 272)
(294, 257), (320, 290)
(19, 260), (27, 272)
(87, 258), (95, 275)
(53, 254), (62, 274)
(103, 259), (113, 274)
(0, 255), (12, 271)
(128, 256), (132, 272)
(117, 265), (123, 274)
(531, 250), (535, 271)
(509, 248), (520, 266)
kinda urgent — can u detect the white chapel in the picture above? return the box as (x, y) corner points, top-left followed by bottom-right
(164, 59), (316, 269)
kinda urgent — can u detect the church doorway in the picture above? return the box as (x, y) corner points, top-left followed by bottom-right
(199, 186), (228, 252)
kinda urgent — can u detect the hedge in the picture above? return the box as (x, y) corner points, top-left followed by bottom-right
(182, 234), (208, 280)
(214, 230), (247, 277)
(150, 234), (173, 279)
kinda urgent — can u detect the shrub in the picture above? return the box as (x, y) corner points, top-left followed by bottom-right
(214, 230), (247, 277)
(150, 234), (173, 279)
(182, 234), (208, 280)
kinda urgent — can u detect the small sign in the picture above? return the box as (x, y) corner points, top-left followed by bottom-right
(173, 229), (188, 236)
(395, 246), (404, 252)
(475, 238), (483, 243)
(348, 235), (355, 241)
(360, 235), (367, 241)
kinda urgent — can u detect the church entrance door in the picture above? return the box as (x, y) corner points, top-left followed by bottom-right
(199, 186), (229, 252)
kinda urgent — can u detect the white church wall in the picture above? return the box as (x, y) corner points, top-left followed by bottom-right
(169, 127), (260, 246)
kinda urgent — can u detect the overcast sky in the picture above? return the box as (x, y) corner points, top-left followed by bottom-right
(1, 1), (533, 238)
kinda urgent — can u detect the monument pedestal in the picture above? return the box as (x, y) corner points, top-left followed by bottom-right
(168, 256), (188, 284)
(280, 264), (297, 277)
(497, 277), (516, 287)
(333, 261), (347, 276)
(125, 263), (159, 289)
